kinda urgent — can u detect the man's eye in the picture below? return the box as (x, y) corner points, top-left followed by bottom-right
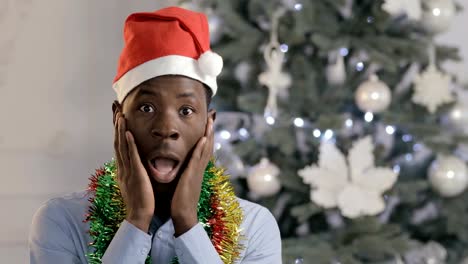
(180, 107), (194, 116)
(139, 104), (154, 113)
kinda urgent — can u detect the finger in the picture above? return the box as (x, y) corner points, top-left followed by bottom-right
(114, 113), (124, 176)
(194, 136), (207, 160)
(201, 118), (214, 161)
(119, 115), (130, 169)
(126, 131), (145, 172)
(180, 137), (207, 184)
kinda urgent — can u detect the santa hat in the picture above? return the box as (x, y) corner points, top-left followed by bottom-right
(113, 6), (223, 103)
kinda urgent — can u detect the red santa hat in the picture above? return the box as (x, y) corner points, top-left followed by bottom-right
(113, 6), (223, 103)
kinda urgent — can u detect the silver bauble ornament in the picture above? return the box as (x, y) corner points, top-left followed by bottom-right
(446, 102), (468, 135)
(428, 155), (468, 197)
(208, 12), (224, 44)
(247, 158), (281, 197)
(421, 0), (455, 34)
(355, 75), (392, 113)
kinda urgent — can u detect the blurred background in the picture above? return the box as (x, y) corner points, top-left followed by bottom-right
(1, 0), (467, 263)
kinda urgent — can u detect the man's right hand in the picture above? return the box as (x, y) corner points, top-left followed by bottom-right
(114, 112), (154, 233)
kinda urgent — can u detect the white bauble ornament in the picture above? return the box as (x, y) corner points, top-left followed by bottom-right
(446, 102), (468, 134)
(234, 61), (252, 86)
(428, 155), (468, 197)
(383, 0), (422, 20)
(355, 75), (392, 113)
(421, 0), (455, 34)
(247, 158), (281, 197)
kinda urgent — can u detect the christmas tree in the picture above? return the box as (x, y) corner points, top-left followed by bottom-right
(180, 0), (468, 263)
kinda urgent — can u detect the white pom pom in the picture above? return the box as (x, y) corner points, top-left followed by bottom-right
(198, 51), (223, 77)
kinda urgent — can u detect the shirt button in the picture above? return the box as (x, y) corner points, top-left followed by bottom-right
(157, 230), (163, 238)
(140, 248), (148, 256)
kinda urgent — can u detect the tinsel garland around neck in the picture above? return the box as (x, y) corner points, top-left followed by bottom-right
(84, 158), (244, 264)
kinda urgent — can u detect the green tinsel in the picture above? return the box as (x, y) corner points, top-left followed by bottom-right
(85, 159), (218, 264)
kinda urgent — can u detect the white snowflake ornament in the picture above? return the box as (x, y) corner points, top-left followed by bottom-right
(258, 8), (291, 118)
(298, 136), (399, 218)
(412, 63), (453, 113)
(259, 47), (291, 118)
(382, 0), (422, 20)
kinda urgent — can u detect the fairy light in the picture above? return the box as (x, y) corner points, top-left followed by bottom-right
(294, 117), (305, 127)
(356, 61), (365, 71)
(402, 134), (413, 142)
(364, 112), (374, 122)
(280, 44), (289, 53)
(215, 142), (222, 151)
(324, 129), (334, 140)
(313, 129), (322, 138)
(220, 130), (232, 140)
(340, 47), (349, 57)
(386, 125), (396, 135)
(265, 115), (276, 125)
(238, 128), (249, 138)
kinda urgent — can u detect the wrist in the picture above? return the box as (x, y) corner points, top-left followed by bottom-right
(126, 215), (152, 233)
(172, 213), (197, 237)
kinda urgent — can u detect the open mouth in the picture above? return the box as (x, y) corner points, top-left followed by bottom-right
(147, 156), (181, 183)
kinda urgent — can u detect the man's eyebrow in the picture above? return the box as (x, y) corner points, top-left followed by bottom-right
(176, 92), (196, 99)
(136, 88), (159, 97)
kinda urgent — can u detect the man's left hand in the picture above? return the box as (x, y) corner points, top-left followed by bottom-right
(171, 117), (214, 237)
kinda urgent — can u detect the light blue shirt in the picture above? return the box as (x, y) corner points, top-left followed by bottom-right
(29, 190), (282, 263)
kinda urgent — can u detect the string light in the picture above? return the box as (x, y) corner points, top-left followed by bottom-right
(405, 154), (413, 161)
(294, 3), (303, 11)
(345, 118), (353, 127)
(323, 129), (334, 140)
(313, 129), (321, 138)
(356, 62), (365, 71)
(294, 117), (305, 127)
(413, 143), (423, 152)
(402, 134), (413, 142)
(280, 44), (289, 53)
(393, 165), (401, 174)
(340, 47), (349, 57)
(265, 115), (276, 125)
(386, 125), (396, 135)
(215, 142), (222, 150)
(238, 128), (249, 138)
(220, 130), (232, 140)
(364, 112), (374, 122)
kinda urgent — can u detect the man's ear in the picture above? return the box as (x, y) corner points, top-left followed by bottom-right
(208, 109), (216, 122)
(112, 100), (122, 125)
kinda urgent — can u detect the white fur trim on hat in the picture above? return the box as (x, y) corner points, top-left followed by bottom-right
(198, 50), (223, 77)
(113, 55), (218, 103)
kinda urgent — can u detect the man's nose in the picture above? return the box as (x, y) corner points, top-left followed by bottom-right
(150, 114), (180, 140)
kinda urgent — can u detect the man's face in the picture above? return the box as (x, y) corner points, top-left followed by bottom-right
(112, 75), (215, 189)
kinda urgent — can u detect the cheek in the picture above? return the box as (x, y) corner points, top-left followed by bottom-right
(184, 121), (206, 147)
(124, 116), (149, 147)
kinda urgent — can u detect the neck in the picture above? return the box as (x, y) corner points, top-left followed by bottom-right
(152, 181), (176, 222)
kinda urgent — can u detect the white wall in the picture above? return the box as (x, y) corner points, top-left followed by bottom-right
(0, 1), (466, 263)
(0, 1), (175, 262)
